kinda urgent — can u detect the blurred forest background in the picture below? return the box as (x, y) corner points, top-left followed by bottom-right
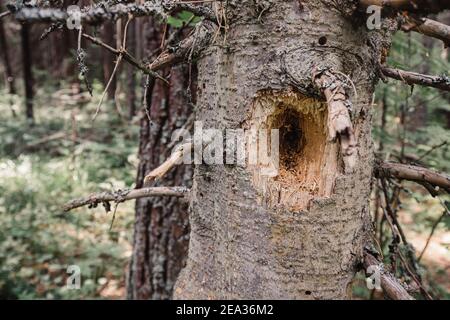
(0, 2), (449, 299)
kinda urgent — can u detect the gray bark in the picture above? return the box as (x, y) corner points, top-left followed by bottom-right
(174, 0), (393, 299)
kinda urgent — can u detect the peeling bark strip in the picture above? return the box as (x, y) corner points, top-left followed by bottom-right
(375, 161), (450, 192)
(313, 68), (357, 172)
(363, 251), (414, 300)
(381, 66), (450, 92)
(63, 187), (189, 212)
(246, 90), (338, 211)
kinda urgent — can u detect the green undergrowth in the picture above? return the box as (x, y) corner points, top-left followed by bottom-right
(0, 81), (139, 299)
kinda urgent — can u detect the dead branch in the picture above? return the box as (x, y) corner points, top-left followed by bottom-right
(63, 186), (190, 212)
(82, 33), (166, 83)
(381, 66), (450, 92)
(401, 15), (450, 47)
(143, 126), (220, 184)
(313, 67), (357, 172)
(363, 250), (415, 300)
(84, 19), (213, 79)
(93, 15), (133, 120)
(12, 1), (215, 25)
(375, 161), (450, 193)
(359, 0), (450, 14)
(379, 178), (434, 299)
(144, 142), (193, 184)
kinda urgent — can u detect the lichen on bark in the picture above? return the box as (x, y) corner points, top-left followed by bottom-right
(174, 0), (391, 299)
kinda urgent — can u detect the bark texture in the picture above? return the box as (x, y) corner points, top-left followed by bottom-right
(127, 21), (193, 300)
(175, 0), (393, 299)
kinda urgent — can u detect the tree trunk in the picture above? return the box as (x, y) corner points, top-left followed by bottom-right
(174, 0), (389, 299)
(127, 21), (193, 300)
(20, 22), (34, 122)
(0, 18), (16, 95)
(127, 19), (137, 120)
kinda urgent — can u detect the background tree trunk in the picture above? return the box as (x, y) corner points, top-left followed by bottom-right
(20, 22), (33, 122)
(0, 18), (16, 95)
(175, 0), (389, 299)
(127, 21), (193, 300)
(127, 19), (137, 120)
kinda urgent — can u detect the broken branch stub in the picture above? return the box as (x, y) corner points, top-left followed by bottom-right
(313, 68), (357, 172)
(144, 142), (193, 185)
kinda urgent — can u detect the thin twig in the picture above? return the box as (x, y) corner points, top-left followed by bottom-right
(381, 66), (450, 92)
(417, 141), (448, 162)
(93, 15), (133, 121)
(63, 186), (190, 212)
(418, 209), (447, 262)
(109, 202), (120, 231)
(82, 33), (168, 82)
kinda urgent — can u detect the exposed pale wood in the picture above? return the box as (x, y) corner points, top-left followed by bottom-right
(144, 142), (193, 184)
(313, 68), (357, 172)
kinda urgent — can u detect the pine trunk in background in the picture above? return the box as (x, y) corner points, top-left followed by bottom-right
(102, 22), (117, 101)
(0, 18), (16, 95)
(127, 22), (193, 300)
(20, 23), (33, 122)
(127, 20), (137, 120)
(174, 0), (391, 299)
